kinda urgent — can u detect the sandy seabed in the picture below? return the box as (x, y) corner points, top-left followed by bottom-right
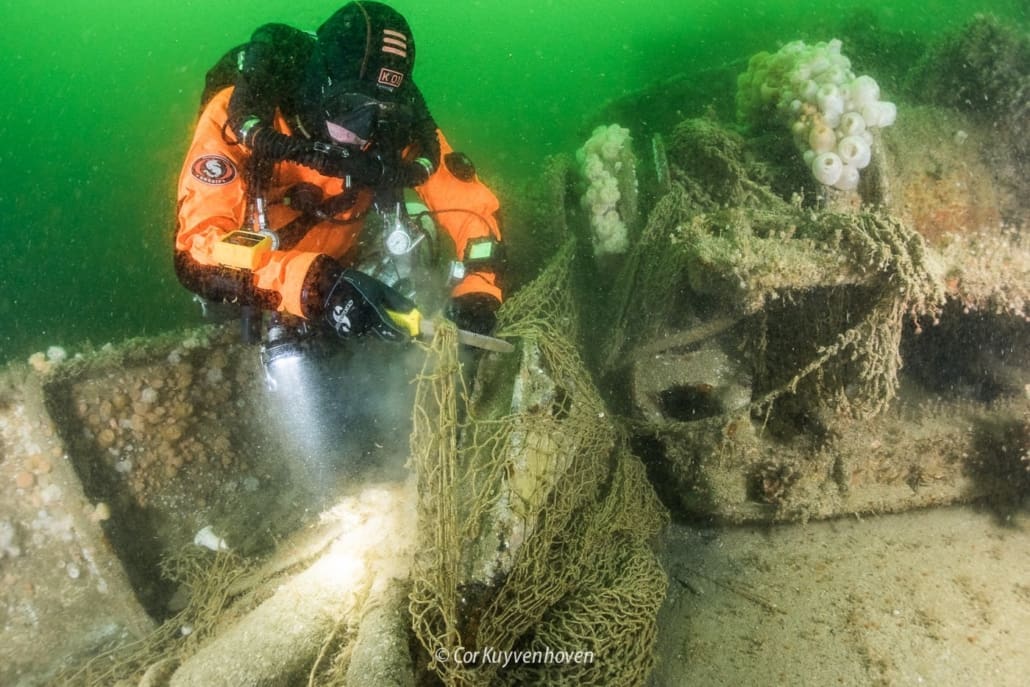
(652, 502), (1030, 687)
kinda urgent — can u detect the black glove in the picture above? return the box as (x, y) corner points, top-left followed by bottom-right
(446, 293), (500, 335)
(380, 156), (434, 188)
(323, 269), (417, 342)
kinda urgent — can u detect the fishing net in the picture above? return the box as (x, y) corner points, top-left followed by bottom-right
(408, 239), (669, 686)
(56, 548), (249, 686)
(606, 117), (945, 423)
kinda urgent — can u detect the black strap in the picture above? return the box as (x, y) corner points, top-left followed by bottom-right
(276, 188), (363, 250)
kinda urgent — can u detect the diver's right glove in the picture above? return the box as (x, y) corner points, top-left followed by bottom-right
(446, 293), (501, 336)
(321, 268), (416, 342)
(380, 156), (435, 188)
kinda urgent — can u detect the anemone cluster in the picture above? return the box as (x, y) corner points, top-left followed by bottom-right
(72, 344), (241, 506)
(576, 124), (638, 256)
(737, 39), (897, 192)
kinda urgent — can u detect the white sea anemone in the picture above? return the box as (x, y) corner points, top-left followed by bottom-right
(808, 120), (837, 153)
(46, 346), (68, 363)
(808, 55), (830, 76)
(849, 75), (880, 108)
(812, 152), (844, 186)
(800, 79), (819, 102)
(577, 123), (636, 259)
(817, 65), (847, 86)
(837, 135), (871, 169)
(834, 163), (861, 191)
(875, 101), (897, 128)
(737, 38), (897, 191)
(838, 111), (866, 137)
(816, 84), (844, 122)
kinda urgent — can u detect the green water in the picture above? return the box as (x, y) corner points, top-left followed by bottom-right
(0, 0), (1025, 365)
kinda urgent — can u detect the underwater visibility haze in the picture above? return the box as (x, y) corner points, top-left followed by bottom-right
(1, 1), (1029, 685)
(0, 0), (1026, 364)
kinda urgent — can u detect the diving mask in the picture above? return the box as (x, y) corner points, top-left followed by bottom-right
(322, 89), (414, 151)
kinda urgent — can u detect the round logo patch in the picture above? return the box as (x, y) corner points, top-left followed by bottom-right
(190, 154), (237, 185)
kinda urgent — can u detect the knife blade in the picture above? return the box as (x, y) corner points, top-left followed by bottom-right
(419, 318), (515, 353)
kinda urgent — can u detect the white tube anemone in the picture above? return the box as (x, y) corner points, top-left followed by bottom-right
(808, 120), (837, 153)
(817, 84), (844, 121)
(816, 65), (847, 86)
(834, 163), (860, 191)
(812, 152), (843, 186)
(849, 75), (880, 108)
(800, 79), (819, 102)
(838, 111), (866, 137)
(876, 101), (897, 128)
(837, 135), (871, 169)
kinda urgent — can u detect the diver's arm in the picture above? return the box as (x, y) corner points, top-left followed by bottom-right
(174, 88), (339, 319)
(226, 23), (314, 136)
(415, 131), (504, 304)
(408, 84), (441, 173)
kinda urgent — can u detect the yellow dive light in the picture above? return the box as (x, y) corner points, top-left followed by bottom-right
(213, 230), (273, 270)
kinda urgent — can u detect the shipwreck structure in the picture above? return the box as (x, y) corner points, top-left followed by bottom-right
(0, 14), (1026, 687)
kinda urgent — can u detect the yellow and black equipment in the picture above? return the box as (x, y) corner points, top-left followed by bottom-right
(212, 230), (273, 270)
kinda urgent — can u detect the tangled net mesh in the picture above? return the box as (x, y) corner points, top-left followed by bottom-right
(56, 548), (249, 685)
(606, 118), (945, 421)
(409, 239), (669, 686)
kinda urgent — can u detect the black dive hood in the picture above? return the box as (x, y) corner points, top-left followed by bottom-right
(318, 1), (416, 96)
(298, 2), (421, 147)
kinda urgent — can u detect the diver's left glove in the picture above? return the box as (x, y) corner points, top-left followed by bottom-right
(321, 268), (416, 342)
(380, 156), (434, 188)
(446, 293), (501, 336)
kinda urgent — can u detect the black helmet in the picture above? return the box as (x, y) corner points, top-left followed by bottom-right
(300, 2), (421, 149)
(317, 2), (415, 98)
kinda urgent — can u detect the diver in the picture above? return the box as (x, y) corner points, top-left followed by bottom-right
(174, 2), (505, 359)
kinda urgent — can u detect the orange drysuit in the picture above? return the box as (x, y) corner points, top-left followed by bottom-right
(175, 86), (502, 320)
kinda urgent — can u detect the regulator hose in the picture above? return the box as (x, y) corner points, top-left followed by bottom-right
(246, 125), (385, 186)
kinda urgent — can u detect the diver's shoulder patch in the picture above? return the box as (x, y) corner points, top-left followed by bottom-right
(191, 154), (238, 185)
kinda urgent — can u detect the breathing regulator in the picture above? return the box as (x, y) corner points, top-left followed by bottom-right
(353, 194), (437, 303)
